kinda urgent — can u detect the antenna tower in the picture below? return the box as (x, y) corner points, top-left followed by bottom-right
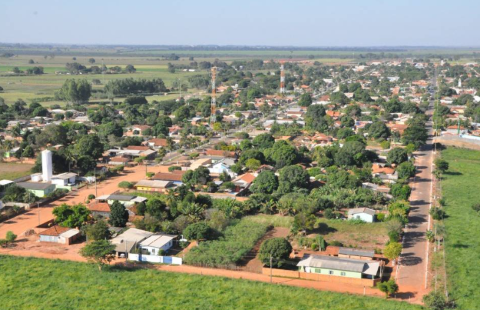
(210, 66), (217, 124)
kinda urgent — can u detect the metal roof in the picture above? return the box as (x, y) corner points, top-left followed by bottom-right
(338, 247), (375, 258)
(111, 228), (154, 244)
(0, 180), (14, 186)
(17, 182), (54, 190)
(134, 180), (173, 188)
(139, 234), (176, 249)
(297, 255), (379, 276)
(348, 208), (376, 216)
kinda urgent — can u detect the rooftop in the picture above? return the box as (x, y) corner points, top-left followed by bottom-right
(297, 255), (379, 276)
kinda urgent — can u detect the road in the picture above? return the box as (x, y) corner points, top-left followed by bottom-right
(396, 68), (437, 302)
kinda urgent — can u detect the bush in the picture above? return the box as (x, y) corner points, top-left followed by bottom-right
(376, 280), (398, 298)
(422, 291), (447, 310)
(324, 208), (335, 219)
(183, 222), (214, 241)
(328, 240), (343, 247)
(258, 238), (293, 267)
(430, 207), (446, 220)
(118, 181), (133, 189)
(168, 166), (181, 172)
(376, 213), (386, 221)
(88, 194), (96, 200)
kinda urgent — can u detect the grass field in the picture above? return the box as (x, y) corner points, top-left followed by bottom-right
(0, 256), (421, 310)
(440, 148), (480, 310)
(0, 162), (34, 180)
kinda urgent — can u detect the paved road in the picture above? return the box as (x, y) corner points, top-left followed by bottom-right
(396, 70), (437, 301)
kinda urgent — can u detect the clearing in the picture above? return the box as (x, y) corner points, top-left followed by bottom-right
(0, 162), (34, 180)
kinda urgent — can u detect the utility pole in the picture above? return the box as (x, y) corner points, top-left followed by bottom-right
(94, 168), (97, 197)
(37, 202), (40, 225)
(270, 254), (273, 283)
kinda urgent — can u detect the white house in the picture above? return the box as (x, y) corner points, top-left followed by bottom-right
(51, 172), (77, 187)
(348, 208), (376, 223)
(138, 234), (177, 255)
(39, 226), (80, 245)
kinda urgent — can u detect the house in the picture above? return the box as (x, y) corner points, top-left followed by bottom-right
(126, 125), (151, 136)
(372, 163), (398, 182)
(151, 171), (186, 185)
(205, 149), (236, 162)
(17, 182), (56, 198)
(108, 156), (131, 166)
(134, 180), (174, 193)
(338, 247), (375, 260)
(232, 173), (256, 193)
(297, 254), (380, 280)
(138, 234), (177, 255)
(146, 138), (168, 149)
(97, 194), (147, 207)
(51, 172), (77, 188)
(87, 201), (111, 218)
(348, 208), (376, 223)
(111, 228), (154, 257)
(39, 225), (80, 245)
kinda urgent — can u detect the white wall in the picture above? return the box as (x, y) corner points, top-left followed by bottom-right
(128, 253), (182, 265)
(351, 213), (374, 223)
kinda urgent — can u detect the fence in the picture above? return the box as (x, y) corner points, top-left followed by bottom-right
(128, 253), (183, 265)
(261, 267), (380, 287)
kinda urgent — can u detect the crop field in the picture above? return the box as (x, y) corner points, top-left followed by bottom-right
(0, 163), (34, 181)
(440, 148), (480, 310)
(0, 256), (421, 310)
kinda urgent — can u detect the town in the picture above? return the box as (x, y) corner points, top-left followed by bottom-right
(1, 3), (480, 310)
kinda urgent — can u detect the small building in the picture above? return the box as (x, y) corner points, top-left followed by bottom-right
(17, 182), (56, 198)
(297, 255), (380, 279)
(51, 172), (77, 188)
(138, 234), (177, 255)
(39, 225), (80, 245)
(87, 201), (111, 218)
(348, 208), (376, 223)
(338, 247), (375, 260)
(95, 194), (147, 208)
(111, 228), (154, 257)
(151, 171), (185, 186)
(134, 180), (174, 193)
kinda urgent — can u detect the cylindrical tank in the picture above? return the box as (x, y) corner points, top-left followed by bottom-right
(42, 150), (53, 182)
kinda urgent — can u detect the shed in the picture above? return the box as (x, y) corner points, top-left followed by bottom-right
(39, 225), (80, 245)
(297, 255), (380, 279)
(347, 208), (376, 223)
(338, 247), (375, 260)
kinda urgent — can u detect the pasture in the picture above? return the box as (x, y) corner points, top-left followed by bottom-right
(0, 162), (34, 181)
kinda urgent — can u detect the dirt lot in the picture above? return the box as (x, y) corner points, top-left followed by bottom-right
(0, 162), (34, 180)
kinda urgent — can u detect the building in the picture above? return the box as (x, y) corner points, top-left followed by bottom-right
(51, 172), (77, 188)
(95, 194), (147, 208)
(151, 171), (185, 186)
(39, 226), (80, 245)
(87, 201), (111, 218)
(348, 208), (376, 223)
(17, 182), (56, 198)
(297, 255), (380, 280)
(134, 180), (174, 193)
(138, 234), (177, 255)
(338, 247), (375, 260)
(111, 228), (154, 257)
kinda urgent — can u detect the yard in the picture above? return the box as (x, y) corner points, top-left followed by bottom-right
(0, 162), (34, 181)
(441, 147), (480, 309)
(243, 214), (389, 250)
(0, 256), (421, 310)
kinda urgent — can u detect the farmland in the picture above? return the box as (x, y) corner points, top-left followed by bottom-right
(0, 256), (421, 310)
(441, 148), (480, 309)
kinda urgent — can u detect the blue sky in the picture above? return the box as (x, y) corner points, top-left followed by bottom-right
(1, 0), (479, 46)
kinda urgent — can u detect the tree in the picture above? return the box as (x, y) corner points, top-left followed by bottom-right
(85, 220), (110, 241)
(146, 198), (168, 220)
(383, 242), (402, 263)
(387, 147), (408, 165)
(125, 64), (136, 73)
(108, 201), (129, 227)
(250, 170), (278, 194)
(74, 134), (104, 159)
(183, 222), (213, 240)
(21, 145), (35, 158)
(80, 240), (116, 271)
(88, 58), (95, 64)
(276, 165), (309, 194)
(305, 105), (328, 132)
(377, 280), (399, 298)
(434, 159), (449, 173)
(397, 161), (416, 179)
(291, 213), (317, 234)
(56, 79), (92, 104)
(53, 203), (91, 228)
(298, 93), (313, 107)
(252, 133), (275, 150)
(258, 238), (292, 267)
(367, 121), (391, 139)
(402, 123), (428, 148)
(5, 231), (17, 246)
(245, 158), (261, 171)
(390, 184), (411, 200)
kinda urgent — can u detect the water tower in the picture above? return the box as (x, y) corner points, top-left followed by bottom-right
(42, 150), (53, 182)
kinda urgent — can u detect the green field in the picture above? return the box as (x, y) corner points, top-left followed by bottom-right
(441, 148), (480, 309)
(0, 256), (421, 310)
(0, 162), (34, 181)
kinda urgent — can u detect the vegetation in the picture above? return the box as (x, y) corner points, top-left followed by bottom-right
(258, 238), (292, 267)
(108, 201), (129, 227)
(53, 203), (91, 228)
(80, 240), (116, 271)
(0, 256), (421, 310)
(184, 219), (269, 267)
(440, 148), (480, 309)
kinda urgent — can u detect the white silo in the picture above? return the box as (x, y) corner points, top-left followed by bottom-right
(42, 150), (53, 182)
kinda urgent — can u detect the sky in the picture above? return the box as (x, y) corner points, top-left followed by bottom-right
(1, 0), (479, 47)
